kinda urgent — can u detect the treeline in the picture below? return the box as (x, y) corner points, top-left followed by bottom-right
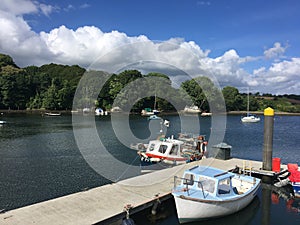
(0, 53), (299, 113)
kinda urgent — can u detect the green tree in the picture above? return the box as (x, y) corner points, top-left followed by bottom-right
(180, 76), (222, 112)
(42, 79), (59, 109)
(222, 86), (243, 111)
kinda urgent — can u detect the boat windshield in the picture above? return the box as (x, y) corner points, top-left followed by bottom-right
(170, 144), (179, 155)
(183, 173), (195, 186)
(149, 143), (156, 151)
(217, 178), (231, 195)
(158, 144), (168, 154)
(198, 177), (215, 193)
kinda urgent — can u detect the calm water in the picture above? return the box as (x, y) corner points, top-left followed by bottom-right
(0, 113), (299, 224)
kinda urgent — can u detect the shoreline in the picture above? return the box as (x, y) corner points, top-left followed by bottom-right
(226, 111), (300, 116)
(0, 109), (300, 116)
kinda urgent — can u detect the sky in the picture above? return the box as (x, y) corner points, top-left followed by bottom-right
(0, 0), (300, 94)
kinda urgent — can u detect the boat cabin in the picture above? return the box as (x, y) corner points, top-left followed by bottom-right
(145, 138), (185, 160)
(179, 166), (238, 198)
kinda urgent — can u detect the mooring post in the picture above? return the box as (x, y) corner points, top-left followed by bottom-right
(262, 107), (274, 172)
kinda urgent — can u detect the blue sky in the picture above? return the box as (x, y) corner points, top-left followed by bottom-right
(1, 0), (300, 94)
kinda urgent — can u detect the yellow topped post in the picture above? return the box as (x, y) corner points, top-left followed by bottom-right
(264, 107), (274, 116)
(262, 107), (275, 179)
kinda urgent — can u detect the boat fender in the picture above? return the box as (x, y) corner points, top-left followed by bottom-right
(122, 204), (135, 225)
(122, 218), (135, 225)
(151, 196), (161, 215)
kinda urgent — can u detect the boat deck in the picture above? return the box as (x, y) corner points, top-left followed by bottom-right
(0, 158), (273, 225)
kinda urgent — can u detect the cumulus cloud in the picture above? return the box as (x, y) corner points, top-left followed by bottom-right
(0, 0), (299, 94)
(1, 0), (38, 15)
(264, 42), (287, 59)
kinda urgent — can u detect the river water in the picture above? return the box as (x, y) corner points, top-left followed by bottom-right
(0, 113), (299, 224)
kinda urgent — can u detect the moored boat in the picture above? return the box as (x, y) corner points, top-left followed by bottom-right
(172, 166), (261, 223)
(44, 112), (61, 116)
(183, 105), (201, 114)
(147, 115), (161, 120)
(241, 114), (260, 123)
(137, 135), (207, 173)
(287, 163), (300, 197)
(241, 88), (260, 123)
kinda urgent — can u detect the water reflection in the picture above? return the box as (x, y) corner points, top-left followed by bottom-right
(260, 183), (300, 225)
(188, 197), (260, 225)
(132, 195), (260, 225)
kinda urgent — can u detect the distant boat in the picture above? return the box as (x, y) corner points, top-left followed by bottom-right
(83, 108), (91, 114)
(0, 120), (6, 124)
(201, 112), (212, 117)
(241, 88), (260, 123)
(111, 106), (122, 113)
(95, 108), (108, 116)
(141, 109), (160, 116)
(141, 92), (160, 116)
(241, 114), (260, 123)
(44, 112), (61, 116)
(183, 105), (201, 114)
(147, 115), (161, 120)
(172, 166), (261, 223)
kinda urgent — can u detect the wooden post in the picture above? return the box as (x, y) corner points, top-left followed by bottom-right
(262, 107), (274, 172)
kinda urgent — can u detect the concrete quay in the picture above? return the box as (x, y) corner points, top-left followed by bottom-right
(0, 158), (267, 225)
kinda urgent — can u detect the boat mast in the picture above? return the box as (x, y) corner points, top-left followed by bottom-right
(154, 92), (156, 110)
(247, 87), (250, 116)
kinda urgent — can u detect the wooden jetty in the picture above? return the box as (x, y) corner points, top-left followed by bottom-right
(0, 157), (283, 225)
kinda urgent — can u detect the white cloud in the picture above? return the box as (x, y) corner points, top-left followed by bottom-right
(1, 0), (38, 15)
(39, 4), (55, 17)
(0, 0), (299, 94)
(264, 42), (287, 59)
(64, 4), (75, 12)
(80, 3), (91, 9)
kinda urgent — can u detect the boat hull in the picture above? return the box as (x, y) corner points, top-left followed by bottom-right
(173, 184), (260, 223)
(140, 156), (186, 173)
(241, 116), (260, 123)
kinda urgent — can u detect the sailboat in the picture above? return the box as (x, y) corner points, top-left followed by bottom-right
(241, 88), (260, 123)
(141, 92), (160, 116)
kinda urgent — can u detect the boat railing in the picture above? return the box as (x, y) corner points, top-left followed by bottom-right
(173, 176), (208, 198)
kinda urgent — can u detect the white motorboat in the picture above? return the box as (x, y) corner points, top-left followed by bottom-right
(172, 166), (261, 223)
(183, 105), (201, 114)
(95, 108), (108, 116)
(137, 135), (207, 173)
(241, 114), (260, 123)
(201, 112), (212, 116)
(44, 112), (61, 116)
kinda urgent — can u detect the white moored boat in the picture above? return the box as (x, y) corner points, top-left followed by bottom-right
(44, 112), (61, 116)
(183, 105), (201, 114)
(172, 166), (261, 224)
(241, 114), (260, 123)
(137, 135), (207, 173)
(241, 88), (260, 123)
